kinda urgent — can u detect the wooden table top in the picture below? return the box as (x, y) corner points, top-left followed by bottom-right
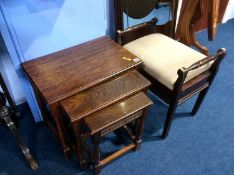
(22, 36), (142, 105)
(84, 92), (153, 135)
(60, 70), (151, 123)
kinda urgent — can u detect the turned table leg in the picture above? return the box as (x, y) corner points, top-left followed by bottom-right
(31, 82), (72, 159)
(135, 108), (149, 150)
(0, 105), (38, 170)
(50, 103), (72, 159)
(72, 122), (88, 170)
(91, 133), (101, 175)
(135, 116), (144, 151)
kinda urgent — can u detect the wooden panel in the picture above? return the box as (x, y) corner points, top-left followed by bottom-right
(60, 70), (150, 122)
(115, 0), (179, 39)
(178, 0), (229, 33)
(84, 92), (152, 134)
(182, 71), (211, 92)
(100, 110), (143, 136)
(117, 18), (157, 46)
(22, 36), (142, 104)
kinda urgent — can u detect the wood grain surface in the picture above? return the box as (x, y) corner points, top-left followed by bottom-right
(22, 36), (142, 105)
(60, 70), (150, 122)
(84, 92), (152, 134)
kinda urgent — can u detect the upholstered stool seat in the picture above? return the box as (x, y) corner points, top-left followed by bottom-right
(124, 33), (211, 90)
(115, 0), (226, 139)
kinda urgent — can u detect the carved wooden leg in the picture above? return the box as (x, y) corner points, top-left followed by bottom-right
(161, 101), (177, 139)
(50, 103), (72, 159)
(190, 25), (208, 55)
(0, 74), (20, 119)
(2, 113), (38, 170)
(91, 133), (101, 175)
(0, 74), (17, 113)
(72, 122), (88, 170)
(191, 88), (209, 116)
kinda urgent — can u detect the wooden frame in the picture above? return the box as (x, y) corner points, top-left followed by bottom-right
(114, 0), (227, 138)
(208, 0), (220, 40)
(81, 92), (152, 174)
(22, 36), (147, 169)
(178, 0), (222, 54)
(179, 0), (209, 55)
(115, 0), (214, 55)
(180, 0), (226, 41)
(115, 0), (178, 39)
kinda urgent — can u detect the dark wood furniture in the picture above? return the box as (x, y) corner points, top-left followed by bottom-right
(21, 36), (145, 169)
(178, 0), (228, 41)
(176, 0), (227, 52)
(208, 0), (220, 40)
(0, 73), (19, 119)
(84, 93), (152, 174)
(60, 70), (152, 174)
(0, 75), (38, 170)
(115, 0), (178, 39)
(115, 0), (227, 139)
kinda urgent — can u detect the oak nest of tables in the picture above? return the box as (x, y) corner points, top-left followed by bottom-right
(22, 36), (152, 171)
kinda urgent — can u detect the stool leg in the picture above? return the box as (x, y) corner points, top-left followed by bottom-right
(91, 133), (101, 175)
(191, 88), (209, 116)
(161, 102), (177, 139)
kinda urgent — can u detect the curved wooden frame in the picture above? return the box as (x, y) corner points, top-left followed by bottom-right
(179, 0), (221, 55)
(179, 0), (209, 55)
(114, 0), (227, 138)
(115, 0), (178, 39)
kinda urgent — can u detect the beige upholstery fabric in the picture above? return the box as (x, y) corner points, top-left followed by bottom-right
(124, 33), (211, 90)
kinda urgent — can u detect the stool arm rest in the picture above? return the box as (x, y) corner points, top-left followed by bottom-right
(179, 48), (227, 74)
(175, 48), (227, 90)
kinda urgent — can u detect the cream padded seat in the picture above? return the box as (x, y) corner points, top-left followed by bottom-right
(124, 33), (211, 90)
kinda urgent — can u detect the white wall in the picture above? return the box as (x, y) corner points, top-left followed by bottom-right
(222, 0), (234, 23)
(0, 35), (25, 105)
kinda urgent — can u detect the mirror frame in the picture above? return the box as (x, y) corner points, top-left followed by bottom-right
(114, 0), (179, 39)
